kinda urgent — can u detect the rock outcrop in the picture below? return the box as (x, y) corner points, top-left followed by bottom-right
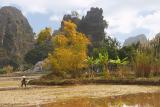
(33, 61), (44, 72)
(0, 6), (34, 67)
(155, 33), (160, 38)
(123, 34), (147, 46)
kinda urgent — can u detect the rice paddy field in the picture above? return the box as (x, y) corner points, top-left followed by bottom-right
(0, 76), (160, 107)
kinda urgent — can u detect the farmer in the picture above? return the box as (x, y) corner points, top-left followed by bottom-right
(21, 76), (27, 87)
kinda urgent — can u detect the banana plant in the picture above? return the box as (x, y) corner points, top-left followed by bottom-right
(86, 56), (94, 70)
(97, 53), (109, 72)
(109, 56), (129, 65)
(85, 56), (95, 78)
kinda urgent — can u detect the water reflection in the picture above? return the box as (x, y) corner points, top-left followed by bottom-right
(41, 92), (160, 107)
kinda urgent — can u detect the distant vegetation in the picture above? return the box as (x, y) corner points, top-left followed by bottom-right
(25, 7), (160, 80)
(0, 6), (159, 80)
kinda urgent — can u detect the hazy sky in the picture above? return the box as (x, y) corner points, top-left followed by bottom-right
(1, 0), (160, 43)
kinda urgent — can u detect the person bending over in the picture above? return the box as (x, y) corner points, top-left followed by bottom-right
(21, 76), (27, 87)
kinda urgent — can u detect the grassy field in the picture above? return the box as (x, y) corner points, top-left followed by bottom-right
(0, 80), (19, 87)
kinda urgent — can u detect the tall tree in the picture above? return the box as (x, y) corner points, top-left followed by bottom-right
(93, 36), (120, 60)
(44, 21), (90, 78)
(37, 27), (52, 44)
(25, 27), (53, 65)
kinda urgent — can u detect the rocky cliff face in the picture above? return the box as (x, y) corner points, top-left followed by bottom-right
(0, 6), (34, 67)
(123, 34), (147, 47)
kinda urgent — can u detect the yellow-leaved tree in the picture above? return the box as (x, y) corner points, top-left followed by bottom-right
(45, 20), (90, 78)
(37, 27), (52, 44)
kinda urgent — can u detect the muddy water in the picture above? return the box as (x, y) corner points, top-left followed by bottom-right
(41, 92), (160, 107)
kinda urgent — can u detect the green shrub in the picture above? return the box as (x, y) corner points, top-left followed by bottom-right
(0, 68), (5, 74)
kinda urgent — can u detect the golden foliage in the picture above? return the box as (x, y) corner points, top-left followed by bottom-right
(45, 21), (90, 77)
(37, 27), (52, 44)
(63, 20), (77, 34)
(53, 34), (68, 47)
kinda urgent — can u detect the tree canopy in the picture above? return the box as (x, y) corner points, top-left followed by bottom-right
(44, 20), (90, 78)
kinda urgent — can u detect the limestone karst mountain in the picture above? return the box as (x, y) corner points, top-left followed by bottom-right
(0, 6), (34, 67)
(123, 34), (147, 47)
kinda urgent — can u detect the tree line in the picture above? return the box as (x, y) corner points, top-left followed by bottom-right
(24, 7), (160, 79)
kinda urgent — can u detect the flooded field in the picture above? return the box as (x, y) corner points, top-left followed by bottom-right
(42, 92), (160, 107)
(0, 84), (160, 107)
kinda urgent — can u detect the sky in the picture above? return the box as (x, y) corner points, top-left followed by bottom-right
(0, 0), (160, 43)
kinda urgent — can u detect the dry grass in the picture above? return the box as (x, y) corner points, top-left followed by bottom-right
(0, 81), (19, 88)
